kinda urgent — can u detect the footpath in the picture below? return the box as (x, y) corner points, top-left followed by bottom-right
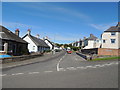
(2, 51), (65, 69)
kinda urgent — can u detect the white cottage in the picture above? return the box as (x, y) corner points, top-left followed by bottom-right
(22, 30), (50, 53)
(43, 37), (54, 50)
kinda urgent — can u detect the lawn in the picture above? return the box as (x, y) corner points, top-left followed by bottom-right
(90, 56), (120, 61)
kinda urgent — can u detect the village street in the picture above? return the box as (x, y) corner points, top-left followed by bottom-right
(2, 51), (118, 88)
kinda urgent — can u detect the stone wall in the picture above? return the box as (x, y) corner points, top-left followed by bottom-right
(81, 48), (98, 54)
(0, 53), (43, 64)
(98, 48), (120, 56)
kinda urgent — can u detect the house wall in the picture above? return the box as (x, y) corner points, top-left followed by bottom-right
(95, 39), (102, 48)
(83, 40), (94, 49)
(102, 32), (120, 49)
(44, 40), (53, 50)
(83, 39), (88, 47)
(83, 39), (101, 49)
(23, 36), (38, 52)
(0, 40), (28, 55)
(98, 48), (120, 56)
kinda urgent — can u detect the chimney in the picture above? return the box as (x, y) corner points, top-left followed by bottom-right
(36, 34), (40, 38)
(84, 37), (86, 39)
(27, 29), (31, 35)
(43, 37), (45, 40)
(15, 29), (19, 36)
(116, 22), (120, 27)
(90, 34), (93, 37)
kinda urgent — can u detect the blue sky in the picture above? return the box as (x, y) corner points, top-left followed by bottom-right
(2, 2), (118, 44)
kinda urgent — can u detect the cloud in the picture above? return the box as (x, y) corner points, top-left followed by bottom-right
(9, 2), (91, 23)
(2, 21), (41, 29)
(90, 22), (117, 31)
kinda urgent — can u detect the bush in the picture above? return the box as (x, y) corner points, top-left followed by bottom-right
(55, 49), (61, 52)
(71, 47), (80, 51)
(44, 50), (51, 52)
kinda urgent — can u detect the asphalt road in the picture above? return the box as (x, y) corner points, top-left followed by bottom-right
(2, 51), (119, 88)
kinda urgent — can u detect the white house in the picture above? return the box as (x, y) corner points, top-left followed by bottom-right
(22, 30), (50, 53)
(83, 34), (101, 49)
(98, 22), (120, 56)
(101, 24), (120, 49)
(43, 37), (54, 50)
(71, 39), (83, 48)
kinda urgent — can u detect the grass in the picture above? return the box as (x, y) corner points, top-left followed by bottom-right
(90, 56), (120, 61)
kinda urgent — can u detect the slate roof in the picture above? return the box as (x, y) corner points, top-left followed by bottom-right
(44, 39), (54, 47)
(104, 22), (120, 32)
(23, 34), (50, 47)
(0, 25), (28, 44)
(85, 34), (97, 40)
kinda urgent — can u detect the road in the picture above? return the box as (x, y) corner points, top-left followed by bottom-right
(2, 51), (118, 88)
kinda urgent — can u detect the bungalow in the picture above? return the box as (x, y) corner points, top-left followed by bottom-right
(22, 30), (50, 53)
(43, 37), (54, 50)
(0, 25), (29, 56)
(98, 22), (120, 56)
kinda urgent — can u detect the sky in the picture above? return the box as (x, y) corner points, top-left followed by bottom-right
(1, 2), (118, 44)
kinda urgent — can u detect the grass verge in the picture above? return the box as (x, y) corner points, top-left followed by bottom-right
(90, 56), (120, 61)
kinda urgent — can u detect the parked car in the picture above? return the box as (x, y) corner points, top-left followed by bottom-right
(67, 49), (72, 54)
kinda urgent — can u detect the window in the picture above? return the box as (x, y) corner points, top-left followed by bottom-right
(103, 40), (106, 43)
(111, 39), (116, 43)
(111, 32), (116, 36)
(96, 40), (99, 42)
(33, 46), (35, 50)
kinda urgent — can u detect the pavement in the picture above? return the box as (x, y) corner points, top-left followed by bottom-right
(2, 51), (119, 88)
(2, 51), (65, 70)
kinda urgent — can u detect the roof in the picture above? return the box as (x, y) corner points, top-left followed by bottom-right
(0, 26), (28, 44)
(44, 39), (54, 47)
(104, 22), (120, 32)
(85, 34), (97, 40)
(23, 34), (50, 47)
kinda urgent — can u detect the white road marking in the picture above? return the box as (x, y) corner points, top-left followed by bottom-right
(67, 67), (77, 70)
(57, 53), (66, 71)
(91, 66), (97, 68)
(98, 65), (105, 67)
(0, 74), (7, 76)
(95, 64), (101, 67)
(12, 73), (24, 76)
(44, 71), (53, 73)
(59, 68), (66, 71)
(59, 68), (64, 70)
(28, 72), (40, 74)
(77, 67), (84, 69)
(86, 66), (93, 68)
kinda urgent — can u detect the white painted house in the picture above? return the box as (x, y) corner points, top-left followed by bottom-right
(98, 22), (120, 56)
(83, 34), (101, 49)
(102, 23), (120, 49)
(22, 30), (50, 53)
(43, 37), (54, 50)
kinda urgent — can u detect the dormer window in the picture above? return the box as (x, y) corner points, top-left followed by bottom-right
(111, 32), (116, 36)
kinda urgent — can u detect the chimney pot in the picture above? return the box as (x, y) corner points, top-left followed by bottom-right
(15, 29), (19, 36)
(90, 34), (93, 37)
(36, 34), (40, 38)
(84, 37), (86, 39)
(27, 29), (31, 35)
